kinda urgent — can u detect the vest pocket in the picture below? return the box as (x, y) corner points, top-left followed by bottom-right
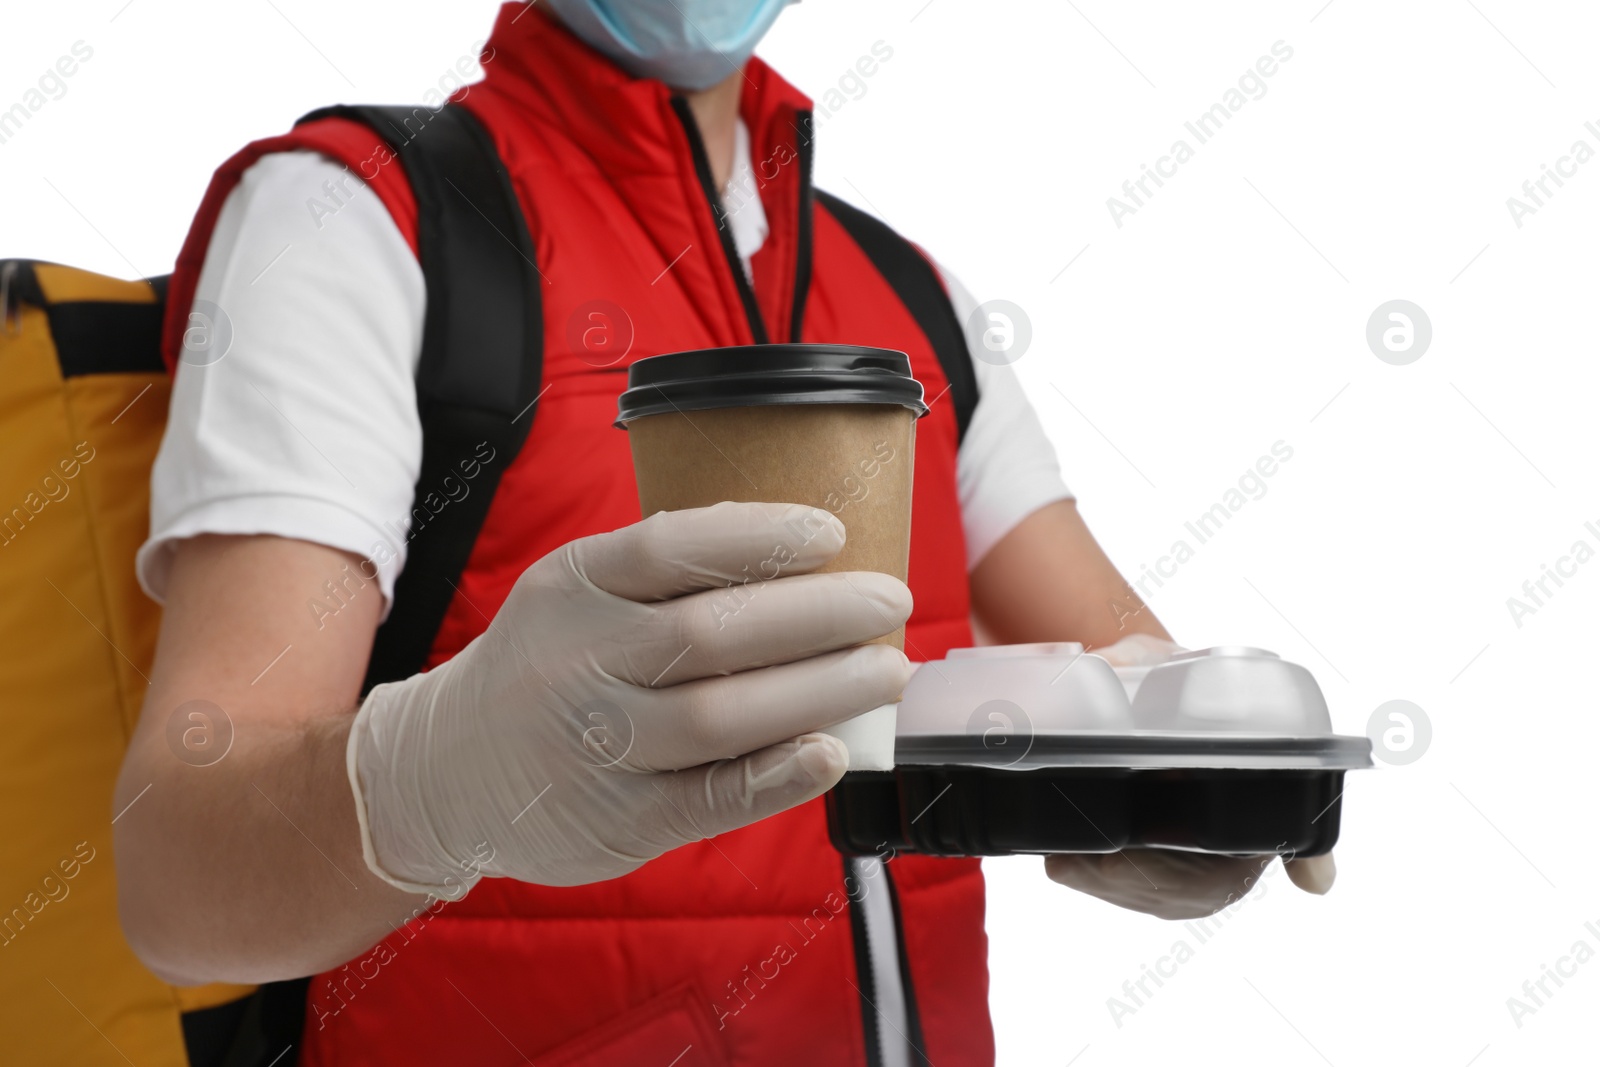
(527, 983), (731, 1067)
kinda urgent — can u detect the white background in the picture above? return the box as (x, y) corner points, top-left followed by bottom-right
(6, 1), (1599, 1063)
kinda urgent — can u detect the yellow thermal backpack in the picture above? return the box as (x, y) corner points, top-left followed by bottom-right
(0, 259), (254, 1066)
(1, 101), (549, 1066)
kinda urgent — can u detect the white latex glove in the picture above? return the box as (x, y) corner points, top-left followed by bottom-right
(1056, 632), (1338, 914)
(1045, 849), (1336, 920)
(348, 501), (915, 895)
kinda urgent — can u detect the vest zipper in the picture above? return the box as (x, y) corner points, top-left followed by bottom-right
(845, 856), (886, 1067)
(789, 110), (815, 343)
(673, 96), (895, 1066)
(886, 863), (930, 1064)
(669, 96), (771, 346)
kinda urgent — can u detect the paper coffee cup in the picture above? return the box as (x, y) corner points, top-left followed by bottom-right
(616, 344), (927, 770)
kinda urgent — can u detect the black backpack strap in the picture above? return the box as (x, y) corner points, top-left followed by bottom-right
(814, 190), (978, 444)
(244, 103), (543, 1067)
(295, 103), (545, 694)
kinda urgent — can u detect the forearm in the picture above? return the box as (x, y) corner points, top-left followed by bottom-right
(113, 705), (424, 985)
(970, 499), (1172, 649)
(112, 535), (429, 986)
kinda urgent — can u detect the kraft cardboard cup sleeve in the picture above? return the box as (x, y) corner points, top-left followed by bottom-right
(617, 344), (928, 771)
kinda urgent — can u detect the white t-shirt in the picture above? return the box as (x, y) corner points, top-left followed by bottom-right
(138, 127), (1072, 614)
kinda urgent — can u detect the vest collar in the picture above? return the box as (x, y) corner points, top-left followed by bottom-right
(476, 3), (811, 187)
(476, 3), (818, 344)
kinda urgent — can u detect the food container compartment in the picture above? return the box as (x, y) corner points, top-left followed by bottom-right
(1130, 646), (1331, 734)
(826, 644), (1370, 858)
(825, 771), (911, 856)
(1128, 768), (1346, 857)
(894, 642), (1135, 740)
(893, 766), (1131, 855)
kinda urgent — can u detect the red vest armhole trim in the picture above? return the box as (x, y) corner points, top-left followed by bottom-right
(160, 118), (423, 374)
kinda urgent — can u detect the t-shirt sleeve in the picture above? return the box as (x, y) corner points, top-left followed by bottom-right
(940, 264), (1074, 571)
(137, 150), (426, 618)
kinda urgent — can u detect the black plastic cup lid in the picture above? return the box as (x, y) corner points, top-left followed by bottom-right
(615, 344), (929, 426)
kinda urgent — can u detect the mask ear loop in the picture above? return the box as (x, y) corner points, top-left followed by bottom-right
(0, 261), (19, 337)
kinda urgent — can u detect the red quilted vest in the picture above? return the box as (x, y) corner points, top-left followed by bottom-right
(163, 5), (993, 1064)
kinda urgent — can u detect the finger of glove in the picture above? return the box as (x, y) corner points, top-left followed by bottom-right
(641, 734), (849, 851)
(568, 502), (845, 603)
(631, 643), (913, 770)
(614, 570), (913, 686)
(1043, 849), (1274, 920)
(1284, 852), (1336, 894)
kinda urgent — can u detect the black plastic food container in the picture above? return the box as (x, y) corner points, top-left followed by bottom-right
(828, 766), (1347, 858)
(826, 645), (1371, 860)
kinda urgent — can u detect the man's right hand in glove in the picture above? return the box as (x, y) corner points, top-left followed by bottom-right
(113, 502), (911, 985)
(350, 501), (914, 894)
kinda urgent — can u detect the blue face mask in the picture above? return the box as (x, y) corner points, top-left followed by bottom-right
(545, 0), (796, 91)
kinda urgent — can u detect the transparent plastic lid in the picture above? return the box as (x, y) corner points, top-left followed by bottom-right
(895, 644), (1372, 770)
(1130, 645), (1332, 735)
(897, 644), (1132, 742)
